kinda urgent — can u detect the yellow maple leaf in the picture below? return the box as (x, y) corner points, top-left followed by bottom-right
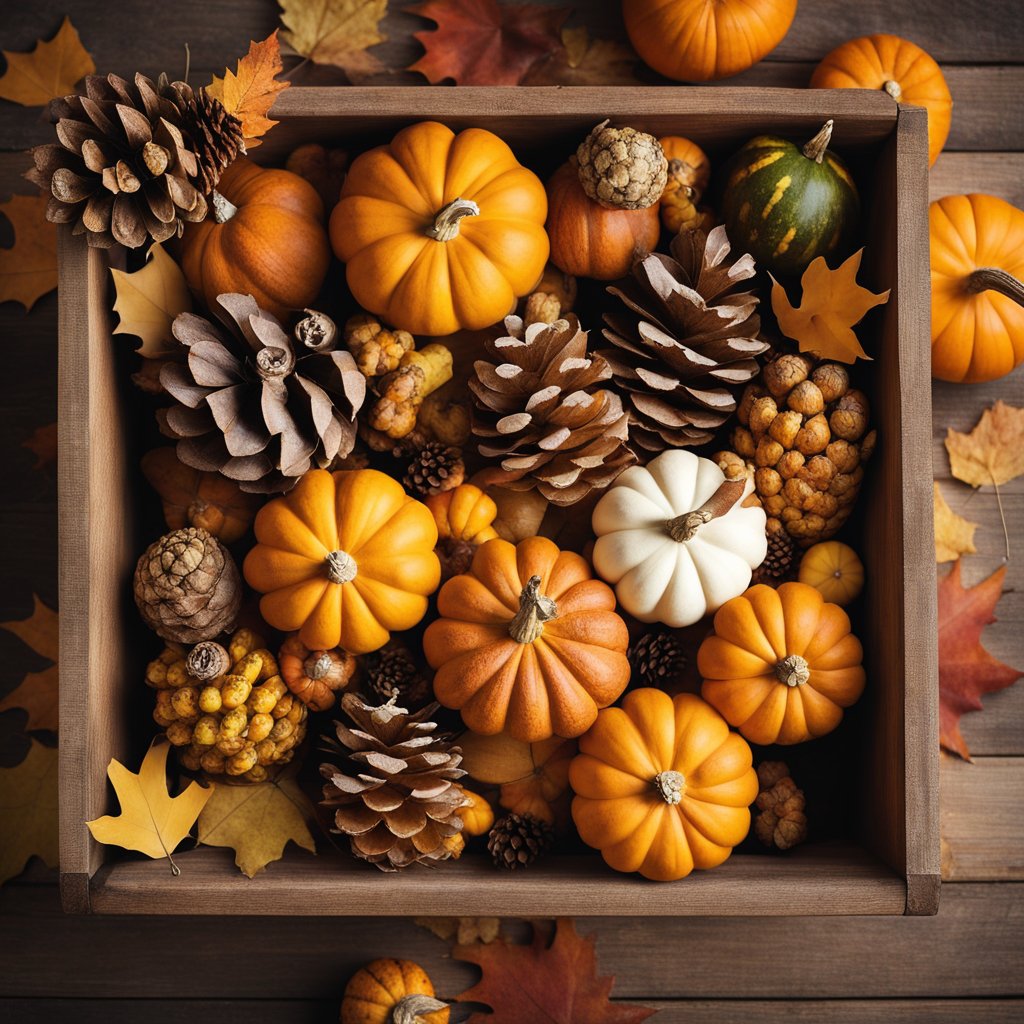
(110, 243), (191, 359)
(0, 194), (57, 311)
(945, 400), (1024, 488)
(197, 772), (315, 878)
(771, 248), (890, 364)
(0, 595), (58, 732)
(0, 740), (58, 884)
(278, 0), (388, 77)
(933, 482), (978, 563)
(86, 740), (212, 873)
(208, 31), (290, 151)
(0, 17), (95, 107)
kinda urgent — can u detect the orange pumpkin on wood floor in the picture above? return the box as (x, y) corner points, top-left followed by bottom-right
(698, 582), (866, 745)
(424, 536), (631, 743)
(340, 958), (448, 1024)
(570, 689), (757, 881)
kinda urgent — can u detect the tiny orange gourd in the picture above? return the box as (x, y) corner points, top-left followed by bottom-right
(340, 958), (448, 1024)
(658, 135), (712, 235)
(426, 483), (500, 579)
(278, 635), (357, 712)
(570, 689), (758, 881)
(458, 788), (495, 837)
(798, 541), (864, 606)
(698, 582), (866, 745)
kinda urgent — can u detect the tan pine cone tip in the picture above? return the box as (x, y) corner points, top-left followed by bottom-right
(576, 120), (668, 210)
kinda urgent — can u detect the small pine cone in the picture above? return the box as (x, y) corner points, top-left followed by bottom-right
(487, 813), (553, 870)
(363, 641), (432, 709)
(576, 120), (668, 210)
(754, 762), (808, 851)
(628, 632), (687, 690)
(402, 441), (465, 498)
(751, 522), (796, 585)
(168, 79), (244, 195)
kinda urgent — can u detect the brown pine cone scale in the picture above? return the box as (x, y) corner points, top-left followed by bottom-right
(487, 813), (554, 870)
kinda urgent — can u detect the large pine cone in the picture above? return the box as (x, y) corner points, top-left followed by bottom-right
(470, 314), (635, 506)
(158, 296), (366, 494)
(321, 695), (467, 871)
(601, 225), (769, 455)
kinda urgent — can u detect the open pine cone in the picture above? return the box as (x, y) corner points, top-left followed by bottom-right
(602, 225), (769, 455)
(158, 295), (366, 494)
(469, 314), (635, 506)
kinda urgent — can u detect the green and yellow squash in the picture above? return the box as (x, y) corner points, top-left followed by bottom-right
(721, 121), (859, 276)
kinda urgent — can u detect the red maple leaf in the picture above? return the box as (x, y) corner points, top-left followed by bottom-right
(938, 560), (1022, 760)
(407, 0), (570, 86)
(455, 918), (657, 1023)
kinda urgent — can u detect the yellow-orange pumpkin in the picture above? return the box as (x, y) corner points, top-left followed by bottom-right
(331, 121), (549, 337)
(340, 958), (448, 1024)
(658, 135), (713, 234)
(570, 689), (757, 881)
(457, 788), (495, 837)
(798, 541), (864, 606)
(278, 635), (357, 712)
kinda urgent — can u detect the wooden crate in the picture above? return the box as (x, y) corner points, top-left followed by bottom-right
(58, 87), (939, 916)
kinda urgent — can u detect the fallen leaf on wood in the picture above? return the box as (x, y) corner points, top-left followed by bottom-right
(455, 918), (657, 1023)
(0, 17), (95, 106)
(0, 739), (58, 884)
(945, 400), (1024, 489)
(22, 421), (56, 471)
(771, 248), (889, 364)
(938, 560), (1023, 760)
(408, 0), (570, 86)
(279, 0), (388, 78)
(415, 916), (502, 945)
(0, 595), (58, 732)
(934, 482), (977, 563)
(111, 243), (191, 359)
(198, 771), (315, 877)
(0, 194), (57, 311)
(86, 740), (212, 872)
(525, 26), (640, 86)
(208, 31), (290, 150)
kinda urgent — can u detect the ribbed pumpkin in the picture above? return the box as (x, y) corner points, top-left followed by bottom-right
(698, 582), (866, 745)
(458, 788), (495, 837)
(179, 158), (330, 320)
(546, 160), (660, 281)
(331, 121), (549, 337)
(658, 135), (712, 234)
(340, 958), (448, 1024)
(930, 193), (1024, 383)
(425, 484), (498, 546)
(423, 536), (631, 743)
(721, 121), (859, 276)
(570, 689), (757, 882)
(243, 469), (440, 655)
(798, 541), (864, 606)
(811, 34), (952, 166)
(278, 635), (357, 712)
(623, 0), (798, 82)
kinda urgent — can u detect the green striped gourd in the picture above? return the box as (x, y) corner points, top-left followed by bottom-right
(721, 121), (859, 276)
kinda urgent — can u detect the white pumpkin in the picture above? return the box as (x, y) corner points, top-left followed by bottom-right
(591, 449), (767, 626)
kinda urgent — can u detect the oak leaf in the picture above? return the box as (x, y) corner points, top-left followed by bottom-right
(0, 739), (58, 884)
(938, 560), (1023, 760)
(197, 771), (315, 877)
(945, 400), (1024, 489)
(408, 0), (570, 86)
(0, 194), (57, 311)
(0, 595), (58, 732)
(934, 482), (977, 563)
(279, 0), (388, 78)
(208, 31), (290, 151)
(0, 17), (95, 107)
(455, 918), (657, 1023)
(111, 243), (191, 359)
(771, 248), (889, 364)
(525, 27), (640, 86)
(22, 421), (57, 471)
(86, 740), (212, 872)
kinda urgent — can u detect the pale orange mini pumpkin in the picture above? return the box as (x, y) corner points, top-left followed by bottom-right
(278, 635), (357, 712)
(457, 788), (495, 837)
(658, 135), (713, 235)
(340, 958), (448, 1024)
(426, 483), (500, 579)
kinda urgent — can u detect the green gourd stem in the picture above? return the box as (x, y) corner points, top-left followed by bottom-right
(653, 770), (685, 805)
(325, 550), (357, 585)
(508, 575), (558, 644)
(883, 80), (903, 102)
(665, 478), (746, 543)
(427, 197), (480, 242)
(211, 189), (238, 223)
(776, 654), (810, 688)
(390, 993), (449, 1024)
(802, 120), (834, 164)
(966, 267), (1024, 307)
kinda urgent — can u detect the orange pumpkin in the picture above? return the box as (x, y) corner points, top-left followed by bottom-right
(331, 121), (549, 337)
(243, 468), (440, 654)
(423, 536), (631, 743)
(930, 194), (1024, 383)
(278, 634), (357, 712)
(623, 0), (798, 82)
(457, 788), (495, 837)
(811, 34), (952, 166)
(426, 483), (500, 579)
(341, 959), (448, 1024)
(546, 161), (660, 280)
(179, 158), (330, 320)
(698, 582), (866, 745)
(570, 689), (757, 881)
(658, 136), (713, 235)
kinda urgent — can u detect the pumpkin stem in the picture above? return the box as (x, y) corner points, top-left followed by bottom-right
(665, 478), (745, 543)
(966, 267), (1024, 307)
(390, 994), (449, 1024)
(802, 120), (834, 164)
(210, 189), (238, 223)
(508, 575), (558, 644)
(185, 641), (231, 681)
(304, 651), (333, 680)
(325, 549), (357, 585)
(883, 79), (903, 102)
(667, 158), (698, 199)
(294, 309), (337, 352)
(653, 770), (685, 805)
(427, 197), (480, 242)
(255, 345), (296, 380)
(775, 654), (810, 688)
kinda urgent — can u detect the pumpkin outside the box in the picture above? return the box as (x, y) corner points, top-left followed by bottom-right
(341, 957), (448, 1024)
(331, 121), (549, 337)
(570, 689), (758, 882)
(798, 541), (864, 606)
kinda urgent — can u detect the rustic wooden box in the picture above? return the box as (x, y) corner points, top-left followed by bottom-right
(58, 87), (939, 916)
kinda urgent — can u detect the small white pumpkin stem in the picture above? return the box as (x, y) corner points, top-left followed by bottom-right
(966, 267), (1024, 307)
(776, 654), (810, 687)
(211, 189), (238, 223)
(802, 120), (834, 164)
(508, 575), (558, 644)
(883, 79), (903, 102)
(304, 651), (333, 680)
(665, 478), (745, 543)
(325, 549), (357, 584)
(391, 993), (448, 1024)
(654, 770), (685, 805)
(427, 197), (480, 241)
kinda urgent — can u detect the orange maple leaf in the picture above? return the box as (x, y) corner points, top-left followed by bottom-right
(0, 194), (57, 311)
(0, 17), (95, 107)
(938, 560), (1022, 760)
(207, 31), (290, 151)
(0, 595), (58, 733)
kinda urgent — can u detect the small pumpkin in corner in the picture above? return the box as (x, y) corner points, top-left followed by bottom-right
(278, 635), (357, 712)
(341, 958), (448, 1024)
(798, 541), (864, 606)
(658, 135), (714, 235)
(458, 788), (495, 837)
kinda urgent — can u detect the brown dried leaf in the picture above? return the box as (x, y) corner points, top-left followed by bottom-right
(934, 482), (978, 563)
(0, 740), (58, 884)
(0, 595), (58, 732)
(525, 27), (640, 86)
(945, 400), (1024, 488)
(111, 243), (191, 359)
(279, 0), (388, 77)
(414, 916), (502, 945)
(0, 194), (57, 311)
(0, 17), (95, 106)
(22, 421), (56, 471)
